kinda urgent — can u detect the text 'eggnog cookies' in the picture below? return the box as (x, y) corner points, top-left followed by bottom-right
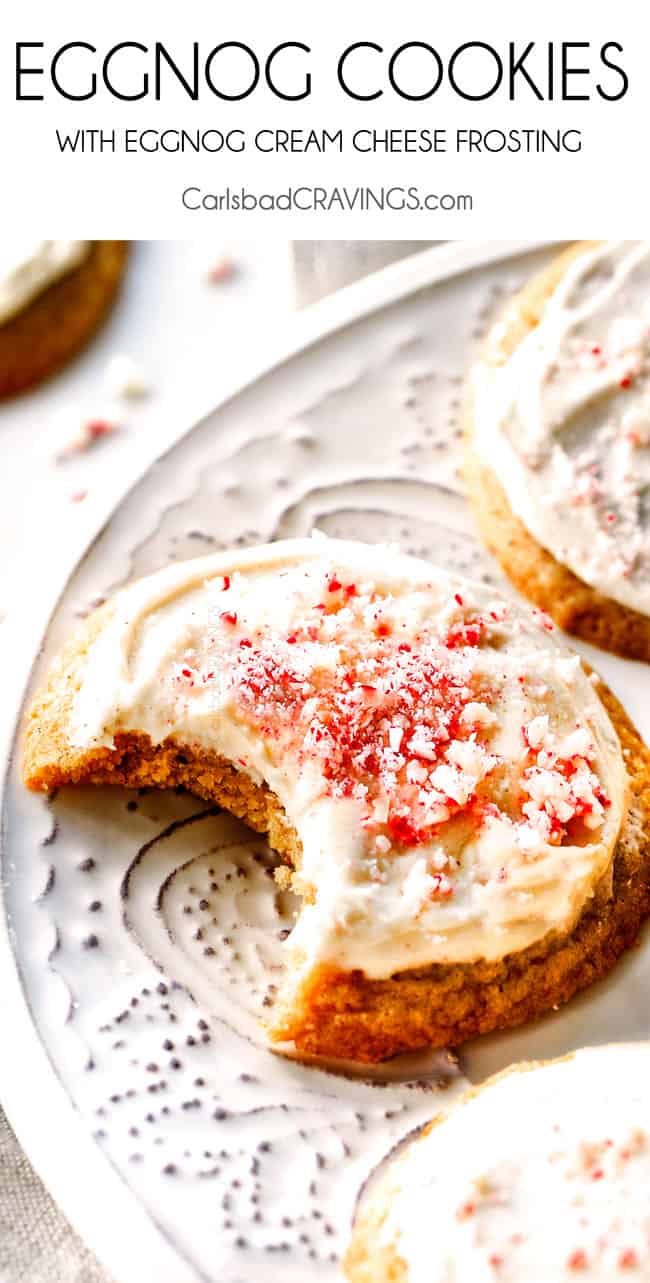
(23, 539), (650, 1062)
(467, 241), (650, 662)
(0, 240), (129, 398)
(346, 1043), (650, 1282)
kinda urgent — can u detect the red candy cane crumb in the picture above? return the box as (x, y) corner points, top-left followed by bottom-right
(567, 1249), (588, 1270)
(532, 608), (555, 632)
(445, 618), (484, 649)
(619, 1250), (639, 1269)
(207, 256), (235, 284)
(86, 419), (116, 440)
(456, 1201), (476, 1221)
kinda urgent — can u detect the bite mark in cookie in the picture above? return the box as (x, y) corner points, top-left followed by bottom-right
(23, 539), (650, 1061)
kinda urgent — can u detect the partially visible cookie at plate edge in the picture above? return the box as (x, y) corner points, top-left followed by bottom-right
(466, 240), (650, 663)
(345, 1043), (650, 1282)
(0, 240), (129, 399)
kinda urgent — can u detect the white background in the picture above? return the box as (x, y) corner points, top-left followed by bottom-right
(2, 0), (647, 236)
(0, 240), (294, 615)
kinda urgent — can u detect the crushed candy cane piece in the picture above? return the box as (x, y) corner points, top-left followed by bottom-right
(207, 255), (236, 284)
(55, 417), (121, 460)
(105, 353), (150, 400)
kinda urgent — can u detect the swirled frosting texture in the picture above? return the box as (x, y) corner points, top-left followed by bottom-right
(0, 240), (90, 323)
(69, 539), (625, 976)
(375, 1045), (650, 1282)
(473, 241), (650, 616)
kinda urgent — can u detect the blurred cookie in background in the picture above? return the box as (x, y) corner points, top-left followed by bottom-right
(0, 241), (129, 399)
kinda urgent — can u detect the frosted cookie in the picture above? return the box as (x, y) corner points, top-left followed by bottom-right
(0, 240), (129, 398)
(345, 1043), (650, 1282)
(467, 241), (650, 662)
(23, 539), (650, 1062)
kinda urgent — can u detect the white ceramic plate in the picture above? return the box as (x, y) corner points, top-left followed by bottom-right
(3, 241), (650, 1283)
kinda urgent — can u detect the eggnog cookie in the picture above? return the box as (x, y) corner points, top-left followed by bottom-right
(23, 539), (650, 1062)
(467, 241), (650, 662)
(346, 1043), (650, 1282)
(0, 240), (129, 399)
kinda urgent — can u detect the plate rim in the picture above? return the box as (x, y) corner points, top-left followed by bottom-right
(0, 238), (557, 1283)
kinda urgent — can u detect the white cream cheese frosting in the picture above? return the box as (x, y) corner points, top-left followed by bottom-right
(373, 1044), (650, 1282)
(0, 240), (90, 324)
(473, 241), (650, 617)
(69, 538), (626, 978)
